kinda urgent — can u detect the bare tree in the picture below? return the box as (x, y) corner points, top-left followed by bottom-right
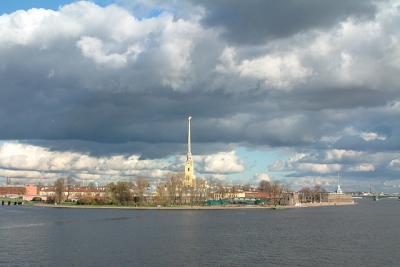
(64, 177), (77, 201)
(216, 182), (227, 194)
(242, 184), (251, 191)
(259, 180), (286, 206)
(259, 180), (272, 193)
(231, 185), (240, 193)
(107, 181), (133, 205)
(88, 182), (97, 190)
(299, 187), (313, 203)
(165, 173), (184, 205)
(135, 176), (150, 205)
(155, 181), (167, 206)
(54, 178), (65, 204)
(194, 178), (208, 205)
(312, 185), (326, 203)
(271, 181), (284, 206)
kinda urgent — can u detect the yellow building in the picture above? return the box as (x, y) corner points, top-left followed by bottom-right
(183, 116), (195, 188)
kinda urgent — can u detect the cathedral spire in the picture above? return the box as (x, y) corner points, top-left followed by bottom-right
(184, 116), (195, 187)
(187, 116), (192, 156)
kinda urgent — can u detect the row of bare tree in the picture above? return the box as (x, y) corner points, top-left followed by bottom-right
(298, 185), (327, 203)
(50, 175), (327, 206)
(258, 180), (291, 206)
(106, 176), (150, 205)
(107, 173), (210, 206)
(51, 173), (209, 206)
(154, 173), (208, 206)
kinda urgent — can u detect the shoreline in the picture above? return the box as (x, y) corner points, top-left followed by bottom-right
(31, 202), (356, 210)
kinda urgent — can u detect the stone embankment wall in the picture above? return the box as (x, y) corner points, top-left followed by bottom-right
(323, 193), (354, 203)
(294, 201), (355, 207)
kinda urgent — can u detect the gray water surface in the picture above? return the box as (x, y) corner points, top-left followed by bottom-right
(0, 199), (399, 266)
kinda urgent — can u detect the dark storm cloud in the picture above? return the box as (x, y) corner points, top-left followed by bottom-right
(275, 87), (394, 111)
(27, 139), (234, 159)
(0, 1), (399, 186)
(195, 0), (377, 44)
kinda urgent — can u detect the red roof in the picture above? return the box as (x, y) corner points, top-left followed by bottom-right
(245, 192), (273, 199)
(0, 186), (25, 195)
(40, 186), (106, 193)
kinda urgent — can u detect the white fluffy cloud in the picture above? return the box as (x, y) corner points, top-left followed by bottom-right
(360, 132), (386, 142)
(254, 173), (271, 182)
(0, 142), (170, 182)
(76, 36), (141, 68)
(289, 176), (337, 188)
(296, 163), (342, 174)
(0, 142), (246, 183)
(0, 1), (210, 91)
(268, 148), (399, 184)
(198, 151), (245, 174)
(348, 163), (375, 172)
(216, 47), (312, 89)
(213, 3), (400, 93)
(325, 149), (364, 161)
(383, 179), (400, 188)
(343, 127), (386, 142)
(389, 159), (400, 169)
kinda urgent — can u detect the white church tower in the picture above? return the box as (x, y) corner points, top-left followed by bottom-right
(336, 173), (343, 194)
(184, 116), (195, 187)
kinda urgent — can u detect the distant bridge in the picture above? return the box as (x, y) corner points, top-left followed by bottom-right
(353, 194), (400, 201)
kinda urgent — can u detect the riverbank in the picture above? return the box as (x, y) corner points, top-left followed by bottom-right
(31, 201), (355, 210)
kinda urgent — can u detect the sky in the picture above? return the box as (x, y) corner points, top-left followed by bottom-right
(0, 0), (399, 192)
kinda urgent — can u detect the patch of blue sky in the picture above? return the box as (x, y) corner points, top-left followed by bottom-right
(125, 4), (175, 19)
(0, 0), (73, 14)
(145, 7), (174, 18)
(227, 146), (290, 184)
(0, 0), (116, 15)
(0, 0), (174, 20)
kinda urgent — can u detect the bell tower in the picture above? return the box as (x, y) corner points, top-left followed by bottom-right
(184, 116), (195, 187)
(336, 173), (343, 194)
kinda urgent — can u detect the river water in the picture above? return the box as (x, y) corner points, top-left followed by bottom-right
(0, 199), (399, 267)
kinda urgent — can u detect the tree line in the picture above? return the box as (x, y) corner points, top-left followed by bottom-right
(46, 175), (328, 206)
(258, 180), (291, 206)
(49, 173), (209, 206)
(257, 180), (328, 205)
(298, 185), (327, 203)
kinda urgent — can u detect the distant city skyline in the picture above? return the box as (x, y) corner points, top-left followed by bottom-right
(0, 0), (399, 192)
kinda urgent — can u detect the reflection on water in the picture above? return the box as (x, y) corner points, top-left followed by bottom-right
(53, 216), (135, 225)
(0, 200), (399, 266)
(0, 223), (46, 230)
